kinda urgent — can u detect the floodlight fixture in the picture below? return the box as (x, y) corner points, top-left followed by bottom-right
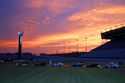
(18, 32), (23, 36)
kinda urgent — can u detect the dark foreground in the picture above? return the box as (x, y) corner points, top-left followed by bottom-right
(0, 67), (125, 83)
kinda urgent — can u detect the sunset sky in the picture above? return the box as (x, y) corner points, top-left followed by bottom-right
(0, 0), (125, 54)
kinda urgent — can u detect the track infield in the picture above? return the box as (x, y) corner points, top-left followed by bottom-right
(0, 67), (125, 83)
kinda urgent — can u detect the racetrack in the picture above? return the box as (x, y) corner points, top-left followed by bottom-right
(0, 67), (125, 83)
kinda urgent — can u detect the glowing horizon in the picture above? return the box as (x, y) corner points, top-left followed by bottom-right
(0, 0), (125, 54)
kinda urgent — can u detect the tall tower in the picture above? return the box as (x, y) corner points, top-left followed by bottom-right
(18, 32), (23, 60)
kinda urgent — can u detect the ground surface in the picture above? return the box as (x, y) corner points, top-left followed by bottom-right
(0, 67), (125, 83)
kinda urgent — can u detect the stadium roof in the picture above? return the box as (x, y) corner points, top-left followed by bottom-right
(101, 26), (125, 40)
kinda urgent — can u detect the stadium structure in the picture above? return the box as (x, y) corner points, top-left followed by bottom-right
(1, 26), (125, 64)
(81, 26), (125, 64)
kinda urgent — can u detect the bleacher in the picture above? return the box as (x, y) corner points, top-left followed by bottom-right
(81, 27), (125, 60)
(93, 40), (125, 51)
(81, 48), (125, 59)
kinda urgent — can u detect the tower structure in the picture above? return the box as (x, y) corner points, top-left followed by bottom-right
(18, 32), (23, 60)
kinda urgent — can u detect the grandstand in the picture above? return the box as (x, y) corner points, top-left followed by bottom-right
(81, 26), (125, 64)
(1, 27), (125, 63)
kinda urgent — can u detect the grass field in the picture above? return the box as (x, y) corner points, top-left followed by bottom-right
(0, 67), (125, 83)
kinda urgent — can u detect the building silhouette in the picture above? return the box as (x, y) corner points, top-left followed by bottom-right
(81, 26), (125, 64)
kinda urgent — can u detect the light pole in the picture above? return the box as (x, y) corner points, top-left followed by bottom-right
(50, 45), (53, 54)
(63, 42), (65, 54)
(18, 32), (23, 60)
(101, 31), (104, 45)
(58, 42), (60, 54)
(85, 37), (87, 52)
(76, 39), (78, 52)
(69, 41), (71, 53)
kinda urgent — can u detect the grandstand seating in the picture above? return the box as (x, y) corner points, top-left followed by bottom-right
(93, 40), (125, 51)
(81, 27), (125, 60)
(81, 48), (125, 59)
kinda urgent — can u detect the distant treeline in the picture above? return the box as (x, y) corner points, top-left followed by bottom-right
(0, 52), (86, 60)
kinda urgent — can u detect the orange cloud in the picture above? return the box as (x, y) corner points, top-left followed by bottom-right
(10, 5), (125, 53)
(69, 5), (125, 22)
(0, 40), (17, 47)
(24, 0), (78, 14)
(67, 5), (125, 48)
(47, 0), (75, 13)
(24, 0), (45, 8)
(0, 40), (33, 48)
(1, 1), (125, 54)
